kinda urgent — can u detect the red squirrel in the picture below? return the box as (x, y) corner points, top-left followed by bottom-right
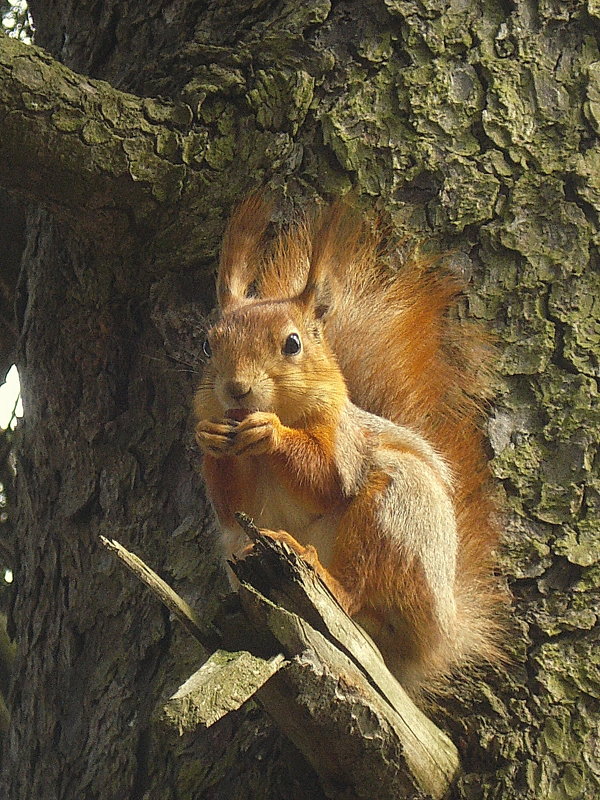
(194, 196), (502, 695)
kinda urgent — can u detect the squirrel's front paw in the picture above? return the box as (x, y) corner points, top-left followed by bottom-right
(195, 418), (236, 456)
(229, 412), (282, 457)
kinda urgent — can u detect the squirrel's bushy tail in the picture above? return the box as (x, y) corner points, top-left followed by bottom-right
(258, 200), (504, 672)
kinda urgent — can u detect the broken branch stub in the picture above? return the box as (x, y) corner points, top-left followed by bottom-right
(230, 520), (461, 800)
(102, 528), (460, 799)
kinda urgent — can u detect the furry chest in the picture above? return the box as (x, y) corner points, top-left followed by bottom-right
(252, 467), (339, 568)
(248, 461), (325, 536)
(207, 455), (339, 568)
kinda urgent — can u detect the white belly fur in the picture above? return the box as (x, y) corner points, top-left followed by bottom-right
(221, 462), (340, 569)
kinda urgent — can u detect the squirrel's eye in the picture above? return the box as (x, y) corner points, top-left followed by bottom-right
(283, 333), (302, 355)
(202, 338), (212, 358)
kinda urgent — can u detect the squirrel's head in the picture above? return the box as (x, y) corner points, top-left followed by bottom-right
(194, 196), (348, 427)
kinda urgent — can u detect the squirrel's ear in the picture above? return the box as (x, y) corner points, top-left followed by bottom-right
(298, 203), (337, 308)
(298, 199), (358, 312)
(300, 280), (332, 323)
(217, 194), (273, 311)
(314, 300), (330, 320)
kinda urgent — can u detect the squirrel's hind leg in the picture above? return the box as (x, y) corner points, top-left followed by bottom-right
(327, 460), (460, 694)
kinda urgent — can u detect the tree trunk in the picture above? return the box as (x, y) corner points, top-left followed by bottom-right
(1, 1), (598, 799)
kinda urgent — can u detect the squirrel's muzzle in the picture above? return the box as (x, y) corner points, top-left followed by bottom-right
(226, 380), (252, 401)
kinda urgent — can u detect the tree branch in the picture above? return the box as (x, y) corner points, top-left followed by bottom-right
(0, 31), (197, 242)
(99, 536), (220, 649)
(159, 649), (286, 733)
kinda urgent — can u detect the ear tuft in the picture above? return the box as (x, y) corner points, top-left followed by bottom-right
(298, 198), (362, 308)
(217, 194), (273, 311)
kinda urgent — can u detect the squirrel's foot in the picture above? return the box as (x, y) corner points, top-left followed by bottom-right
(195, 418), (236, 456)
(229, 412), (282, 456)
(244, 528), (356, 615)
(239, 528), (310, 559)
(259, 528), (318, 561)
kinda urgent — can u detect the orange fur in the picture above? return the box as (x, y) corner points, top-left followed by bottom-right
(194, 197), (503, 696)
(202, 455), (258, 529)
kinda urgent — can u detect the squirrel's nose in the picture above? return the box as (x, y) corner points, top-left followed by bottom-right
(226, 380), (252, 401)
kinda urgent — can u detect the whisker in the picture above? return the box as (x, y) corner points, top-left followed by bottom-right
(141, 352), (205, 377)
(173, 368), (203, 375)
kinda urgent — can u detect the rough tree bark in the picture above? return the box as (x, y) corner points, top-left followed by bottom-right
(0, 1), (598, 799)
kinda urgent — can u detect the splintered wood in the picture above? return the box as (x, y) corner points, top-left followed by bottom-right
(101, 521), (460, 800)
